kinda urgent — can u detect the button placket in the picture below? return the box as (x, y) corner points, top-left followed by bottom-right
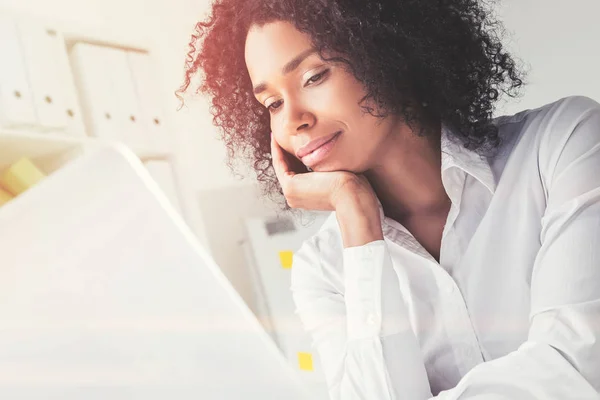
(434, 267), (485, 374)
(440, 225), (461, 273)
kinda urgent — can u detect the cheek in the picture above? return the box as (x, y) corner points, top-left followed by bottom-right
(324, 84), (366, 122)
(272, 131), (296, 157)
(270, 116), (296, 155)
(315, 80), (358, 112)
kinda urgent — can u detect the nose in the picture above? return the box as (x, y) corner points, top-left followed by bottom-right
(283, 98), (316, 134)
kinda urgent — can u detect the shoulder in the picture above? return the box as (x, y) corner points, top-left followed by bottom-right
(493, 95), (600, 127)
(291, 212), (345, 293)
(534, 95), (600, 164)
(492, 95), (600, 181)
(493, 95), (600, 146)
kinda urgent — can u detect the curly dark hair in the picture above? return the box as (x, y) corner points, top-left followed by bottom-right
(177, 0), (526, 209)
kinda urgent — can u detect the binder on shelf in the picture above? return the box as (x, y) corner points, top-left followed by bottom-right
(103, 46), (148, 153)
(18, 20), (68, 131)
(70, 43), (148, 154)
(70, 43), (123, 143)
(0, 16), (38, 129)
(18, 20), (86, 136)
(127, 51), (171, 153)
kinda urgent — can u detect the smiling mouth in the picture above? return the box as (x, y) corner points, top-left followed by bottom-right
(302, 131), (341, 157)
(299, 131), (342, 167)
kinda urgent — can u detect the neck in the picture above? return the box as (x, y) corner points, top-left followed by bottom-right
(364, 119), (450, 223)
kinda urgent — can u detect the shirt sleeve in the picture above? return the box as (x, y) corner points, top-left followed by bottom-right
(436, 96), (600, 399)
(291, 238), (433, 400)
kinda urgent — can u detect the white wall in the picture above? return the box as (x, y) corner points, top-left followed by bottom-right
(494, 0), (600, 115)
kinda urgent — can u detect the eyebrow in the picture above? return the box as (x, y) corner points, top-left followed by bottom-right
(252, 48), (318, 96)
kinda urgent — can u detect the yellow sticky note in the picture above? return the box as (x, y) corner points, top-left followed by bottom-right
(279, 250), (293, 269)
(0, 186), (14, 206)
(0, 157), (46, 196)
(298, 352), (314, 371)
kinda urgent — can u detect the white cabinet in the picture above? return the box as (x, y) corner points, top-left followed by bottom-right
(0, 12), (190, 229)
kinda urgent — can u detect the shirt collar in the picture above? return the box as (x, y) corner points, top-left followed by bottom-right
(440, 123), (497, 195)
(375, 123), (497, 227)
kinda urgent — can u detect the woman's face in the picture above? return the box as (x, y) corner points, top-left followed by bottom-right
(244, 20), (402, 172)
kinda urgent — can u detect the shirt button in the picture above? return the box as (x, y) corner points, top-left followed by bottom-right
(366, 314), (377, 326)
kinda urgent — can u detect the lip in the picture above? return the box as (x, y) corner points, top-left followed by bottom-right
(298, 131), (341, 167)
(296, 131), (342, 159)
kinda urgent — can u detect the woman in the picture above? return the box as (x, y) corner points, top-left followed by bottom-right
(178, 0), (600, 398)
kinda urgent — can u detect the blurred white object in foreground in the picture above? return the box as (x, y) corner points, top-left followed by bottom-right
(0, 136), (311, 400)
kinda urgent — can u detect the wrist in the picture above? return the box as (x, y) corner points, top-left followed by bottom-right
(335, 189), (383, 248)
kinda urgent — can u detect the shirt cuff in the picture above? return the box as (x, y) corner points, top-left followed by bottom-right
(344, 240), (409, 341)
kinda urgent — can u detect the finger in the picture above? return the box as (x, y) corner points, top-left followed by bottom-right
(286, 148), (310, 174)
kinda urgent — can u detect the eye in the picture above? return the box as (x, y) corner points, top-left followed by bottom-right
(267, 99), (283, 112)
(305, 69), (329, 86)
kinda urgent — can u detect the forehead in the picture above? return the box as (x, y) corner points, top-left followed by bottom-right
(244, 21), (314, 84)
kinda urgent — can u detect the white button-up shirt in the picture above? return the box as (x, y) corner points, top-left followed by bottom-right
(290, 95), (600, 399)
